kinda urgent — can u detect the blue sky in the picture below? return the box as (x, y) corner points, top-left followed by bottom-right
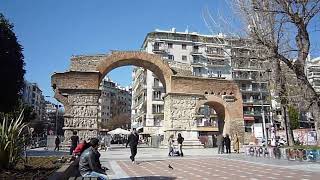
(1, 0), (319, 102)
(1, 0), (224, 101)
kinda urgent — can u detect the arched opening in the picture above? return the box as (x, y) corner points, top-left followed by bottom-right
(95, 52), (173, 137)
(96, 52), (173, 91)
(196, 101), (226, 136)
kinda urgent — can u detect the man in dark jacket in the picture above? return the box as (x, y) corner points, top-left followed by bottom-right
(54, 136), (60, 151)
(126, 128), (139, 164)
(224, 134), (231, 154)
(79, 138), (108, 179)
(70, 131), (79, 155)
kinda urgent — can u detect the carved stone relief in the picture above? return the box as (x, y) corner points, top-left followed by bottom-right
(64, 129), (98, 142)
(69, 105), (98, 117)
(64, 117), (97, 128)
(68, 94), (99, 105)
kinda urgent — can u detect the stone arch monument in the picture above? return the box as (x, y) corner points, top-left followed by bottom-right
(51, 51), (244, 146)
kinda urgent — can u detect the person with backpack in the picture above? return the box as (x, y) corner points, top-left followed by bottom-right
(177, 133), (184, 157)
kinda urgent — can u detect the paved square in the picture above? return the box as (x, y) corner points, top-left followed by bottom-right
(117, 157), (320, 180)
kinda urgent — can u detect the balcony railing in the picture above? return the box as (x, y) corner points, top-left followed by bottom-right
(240, 88), (268, 93)
(243, 99), (269, 104)
(191, 60), (206, 67)
(243, 111), (262, 116)
(207, 61), (226, 67)
(152, 84), (163, 89)
(152, 46), (167, 53)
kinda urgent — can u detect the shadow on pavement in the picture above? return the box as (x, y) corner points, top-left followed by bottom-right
(115, 176), (176, 180)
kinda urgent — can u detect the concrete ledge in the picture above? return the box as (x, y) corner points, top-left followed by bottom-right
(48, 158), (81, 180)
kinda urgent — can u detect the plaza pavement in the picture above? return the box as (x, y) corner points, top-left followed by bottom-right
(100, 145), (320, 180)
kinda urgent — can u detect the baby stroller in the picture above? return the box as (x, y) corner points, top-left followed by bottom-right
(171, 145), (180, 156)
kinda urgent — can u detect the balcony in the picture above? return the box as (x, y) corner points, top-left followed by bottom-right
(152, 44), (167, 53)
(152, 111), (164, 115)
(308, 72), (320, 78)
(191, 49), (202, 55)
(205, 51), (224, 57)
(243, 99), (269, 105)
(243, 111), (262, 116)
(152, 84), (163, 89)
(232, 74), (255, 81)
(207, 60), (226, 67)
(240, 88), (268, 93)
(191, 60), (206, 67)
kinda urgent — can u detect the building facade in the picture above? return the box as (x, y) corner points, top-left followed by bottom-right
(306, 57), (320, 94)
(131, 28), (271, 137)
(22, 81), (46, 121)
(99, 77), (132, 129)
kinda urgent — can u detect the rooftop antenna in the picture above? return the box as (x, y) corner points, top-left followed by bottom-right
(185, 25), (189, 33)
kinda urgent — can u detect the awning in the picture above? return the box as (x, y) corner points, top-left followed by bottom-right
(244, 116), (255, 121)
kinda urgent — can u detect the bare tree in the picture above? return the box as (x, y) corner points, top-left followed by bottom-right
(230, 0), (320, 145)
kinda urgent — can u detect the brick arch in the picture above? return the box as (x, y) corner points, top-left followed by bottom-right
(195, 95), (233, 135)
(96, 51), (174, 91)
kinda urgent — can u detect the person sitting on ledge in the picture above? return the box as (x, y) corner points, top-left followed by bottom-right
(79, 138), (108, 180)
(73, 140), (90, 157)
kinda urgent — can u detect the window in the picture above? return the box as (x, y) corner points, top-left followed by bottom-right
(193, 46), (199, 52)
(168, 55), (174, 60)
(152, 104), (163, 113)
(182, 44), (187, 50)
(154, 78), (160, 87)
(217, 71), (222, 78)
(182, 55), (187, 61)
(153, 91), (161, 99)
(168, 43), (173, 48)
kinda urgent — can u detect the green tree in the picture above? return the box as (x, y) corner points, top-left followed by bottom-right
(288, 106), (300, 130)
(0, 13), (25, 113)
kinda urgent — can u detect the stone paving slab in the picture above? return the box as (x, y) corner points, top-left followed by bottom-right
(115, 157), (320, 180)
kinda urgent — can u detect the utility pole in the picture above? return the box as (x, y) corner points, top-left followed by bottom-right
(260, 71), (268, 145)
(266, 69), (276, 145)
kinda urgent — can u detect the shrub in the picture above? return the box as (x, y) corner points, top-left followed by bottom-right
(0, 110), (30, 169)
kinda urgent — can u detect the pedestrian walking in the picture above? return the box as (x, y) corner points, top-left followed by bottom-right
(224, 134), (231, 154)
(177, 133), (184, 157)
(70, 131), (79, 155)
(233, 133), (240, 153)
(126, 128), (139, 164)
(216, 134), (224, 154)
(168, 134), (174, 156)
(54, 136), (60, 151)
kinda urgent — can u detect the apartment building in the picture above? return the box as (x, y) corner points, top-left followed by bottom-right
(306, 57), (320, 94)
(99, 77), (132, 128)
(22, 81), (46, 121)
(131, 28), (271, 136)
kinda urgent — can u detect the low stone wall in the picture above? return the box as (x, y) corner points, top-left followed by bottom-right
(244, 145), (320, 162)
(48, 158), (80, 180)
